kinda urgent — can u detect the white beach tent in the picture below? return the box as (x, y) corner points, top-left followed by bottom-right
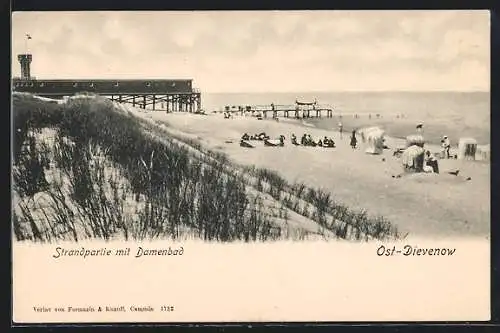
(401, 145), (425, 172)
(406, 134), (425, 148)
(457, 137), (478, 160)
(362, 127), (386, 155)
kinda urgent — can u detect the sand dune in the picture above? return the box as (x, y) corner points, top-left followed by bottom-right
(130, 110), (490, 239)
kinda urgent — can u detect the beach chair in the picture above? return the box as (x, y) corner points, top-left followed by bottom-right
(458, 138), (478, 160)
(406, 134), (425, 148)
(364, 127), (385, 155)
(401, 145), (425, 173)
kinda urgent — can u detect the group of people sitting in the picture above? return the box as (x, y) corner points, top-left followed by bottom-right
(291, 134), (336, 148)
(240, 132), (285, 148)
(241, 132), (270, 141)
(240, 132), (337, 148)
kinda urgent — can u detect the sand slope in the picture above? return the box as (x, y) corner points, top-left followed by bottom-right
(131, 111), (490, 238)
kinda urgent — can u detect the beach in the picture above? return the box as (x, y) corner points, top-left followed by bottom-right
(132, 109), (490, 239)
(204, 91), (491, 145)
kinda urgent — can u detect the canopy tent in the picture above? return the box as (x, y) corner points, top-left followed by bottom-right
(401, 145), (425, 172)
(457, 137), (477, 160)
(406, 134), (425, 148)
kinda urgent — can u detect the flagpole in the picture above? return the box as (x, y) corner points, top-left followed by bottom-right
(25, 33), (31, 53)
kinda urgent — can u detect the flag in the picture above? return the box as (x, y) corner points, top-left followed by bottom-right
(26, 34), (32, 40)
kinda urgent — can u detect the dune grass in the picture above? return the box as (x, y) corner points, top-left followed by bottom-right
(12, 95), (281, 242)
(238, 165), (401, 241)
(133, 112), (403, 241)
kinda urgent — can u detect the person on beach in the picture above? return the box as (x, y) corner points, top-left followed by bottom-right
(350, 130), (357, 149)
(441, 135), (451, 159)
(416, 123), (423, 133)
(338, 122), (343, 139)
(424, 150), (439, 173)
(323, 136), (335, 148)
(305, 134), (316, 147)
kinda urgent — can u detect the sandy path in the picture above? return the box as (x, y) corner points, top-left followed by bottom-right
(133, 111), (490, 238)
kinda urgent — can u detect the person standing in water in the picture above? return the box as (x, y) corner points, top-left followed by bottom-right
(338, 121), (343, 139)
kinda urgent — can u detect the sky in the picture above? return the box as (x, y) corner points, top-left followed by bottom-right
(11, 10), (490, 93)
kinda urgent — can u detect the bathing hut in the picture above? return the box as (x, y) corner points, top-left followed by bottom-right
(457, 137), (478, 160)
(401, 145), (425, 172)
(363, 127), (386, 155)
(359, 126), (380, 143)
(477, 144), (490, 161)
(406, 134), (425, 148)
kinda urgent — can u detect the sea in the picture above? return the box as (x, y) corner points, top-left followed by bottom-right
(202, 91), (490, 145)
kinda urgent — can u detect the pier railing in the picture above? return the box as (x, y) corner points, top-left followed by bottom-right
(221, 104), (334, 118)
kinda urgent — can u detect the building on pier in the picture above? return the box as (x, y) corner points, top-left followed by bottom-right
(12, 53), (202, 112)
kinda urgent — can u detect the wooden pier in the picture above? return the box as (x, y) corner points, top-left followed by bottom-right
(222, 101), (334, 118)
(107, 88), (201, 112)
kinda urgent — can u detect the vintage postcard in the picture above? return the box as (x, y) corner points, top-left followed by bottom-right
(11, 10), (490, 323)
